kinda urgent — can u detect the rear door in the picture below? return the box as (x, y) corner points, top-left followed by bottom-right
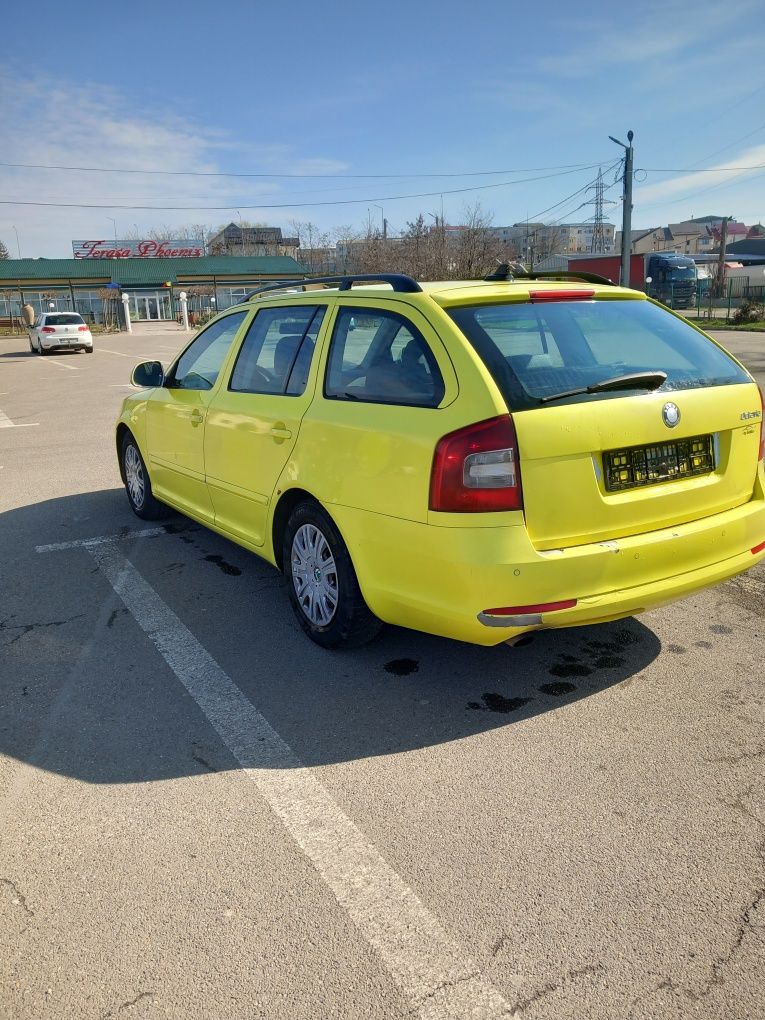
(295, 300), (458, 523)
(450, 297), (760, 549)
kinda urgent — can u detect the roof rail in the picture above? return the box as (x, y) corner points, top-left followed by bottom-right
(484, 262), (616, 287)
(244, 272), (422, 301)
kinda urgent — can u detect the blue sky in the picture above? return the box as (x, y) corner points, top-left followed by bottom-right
(1, 0), (764, 257)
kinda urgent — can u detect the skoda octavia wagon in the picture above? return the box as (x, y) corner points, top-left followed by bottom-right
(116, 271), (765, 648)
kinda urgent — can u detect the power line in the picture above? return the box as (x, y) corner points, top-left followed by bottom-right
(528, 161), (621, 221)
(4, 158), (765, 178)
(675, 122), (765, 172)
(0, 165), (605, 211)
(0, 159), (608, 180)
(641, 162), (765, 172)
(637, 166), (765, 211)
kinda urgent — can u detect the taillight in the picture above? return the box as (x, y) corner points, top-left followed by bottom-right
(78, 325), (89, 332)
(41, 326), (56, 333)
(429, 415), (523, 512)
(758, 385), (764, 462)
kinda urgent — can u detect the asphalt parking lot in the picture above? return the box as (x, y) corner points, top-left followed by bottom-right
(1, 324), (764, 1019)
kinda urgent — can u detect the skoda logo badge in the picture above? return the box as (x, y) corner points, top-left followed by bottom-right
(662, 402), (681, 428)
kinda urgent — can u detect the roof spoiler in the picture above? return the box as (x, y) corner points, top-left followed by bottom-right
(484, 262), (616, 286)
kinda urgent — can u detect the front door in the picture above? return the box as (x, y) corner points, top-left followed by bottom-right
(205, 304), (327, 547)
(146, 309), (249, 521)
(132, 293), (170, 320)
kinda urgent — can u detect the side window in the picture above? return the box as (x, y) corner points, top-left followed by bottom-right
(325, 308), (445, 407)
(229, 305), (325, 396)
(170, 311), (247, 390)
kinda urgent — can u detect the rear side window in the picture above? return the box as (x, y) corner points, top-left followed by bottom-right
(229, 305), (325, 395)
(325, 308), (445, 407)
(44, 314), (84, 326)
(449, 299), (750, 410)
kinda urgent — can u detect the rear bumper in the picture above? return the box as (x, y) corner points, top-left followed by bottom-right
(332, 475), (765, 645)
(41, 339), (93, 350)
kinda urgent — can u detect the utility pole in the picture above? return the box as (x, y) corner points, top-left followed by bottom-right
(715, 216), (729, 298)
(609, 130), (634, 286)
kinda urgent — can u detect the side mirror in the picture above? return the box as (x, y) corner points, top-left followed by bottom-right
(131, 360), (164, 388)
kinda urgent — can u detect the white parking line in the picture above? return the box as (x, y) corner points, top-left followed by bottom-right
(0, 408), (39, 428)
(34, 357), (80, 370)
(74, 538), (513, 1019)
(97, 348), (152, 358)
(35, 527), (167, 553)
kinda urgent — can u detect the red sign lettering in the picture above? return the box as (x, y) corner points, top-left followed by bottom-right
(72, 239), (204, 259)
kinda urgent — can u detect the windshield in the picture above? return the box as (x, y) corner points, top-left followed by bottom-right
(449, 299), (750, 411)
(667, 268), (696, 281)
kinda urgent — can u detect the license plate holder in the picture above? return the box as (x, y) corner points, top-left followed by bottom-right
(603, 434), (715, 492)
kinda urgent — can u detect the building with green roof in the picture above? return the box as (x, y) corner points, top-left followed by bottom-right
(0, 255), (308, 325)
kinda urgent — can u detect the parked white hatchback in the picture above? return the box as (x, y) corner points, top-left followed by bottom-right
(29, 312), (94, 354)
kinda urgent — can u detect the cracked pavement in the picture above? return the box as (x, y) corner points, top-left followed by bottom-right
(0, 327), (763, 1018)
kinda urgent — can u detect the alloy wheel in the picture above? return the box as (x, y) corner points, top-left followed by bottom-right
(290, 523), (338, 626)
(124, 444), (145, 510)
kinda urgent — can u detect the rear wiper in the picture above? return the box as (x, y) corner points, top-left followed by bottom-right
(540, 371), (668, 405)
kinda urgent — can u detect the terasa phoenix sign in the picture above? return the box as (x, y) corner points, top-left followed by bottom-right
(72, 239), (204, 259)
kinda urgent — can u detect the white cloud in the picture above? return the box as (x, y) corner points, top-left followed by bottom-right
(0, 69), (350, 257)
(635, 143), (765, 207)
(537, 1), (762, 79)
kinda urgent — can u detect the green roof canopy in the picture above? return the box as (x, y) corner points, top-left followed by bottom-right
(0, 255), (308, 285)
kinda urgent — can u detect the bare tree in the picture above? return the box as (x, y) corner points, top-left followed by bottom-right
(399, 214), (431, 278)
(289, 220), (333, 273)
(124, 223), (213, 250)
(0, 239), (9, 260)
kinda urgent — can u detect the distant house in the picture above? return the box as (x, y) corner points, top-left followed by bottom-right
(208, 224), (300, 259)
(706, 221), (750, 246)
(666, 221), (716, 253)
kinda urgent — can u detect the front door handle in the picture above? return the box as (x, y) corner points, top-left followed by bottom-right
(190, 410), (205, 426)
(270, 422), (292, 440)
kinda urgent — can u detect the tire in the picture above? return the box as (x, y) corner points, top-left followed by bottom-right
(120, 433), (170, 520)
(283, 501), (382, 649)
(85, 346), (94, 354)
(38, 343), (47, 355)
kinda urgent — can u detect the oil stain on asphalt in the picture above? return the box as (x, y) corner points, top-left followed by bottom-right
(203, 554), (242, 576)
(384, 659), (419, 676)
(539, 681), (577, 697)
(468, 693), (531, 714)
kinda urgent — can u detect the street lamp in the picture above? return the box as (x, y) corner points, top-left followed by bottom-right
(12, 225), (21, 258)
(106, 217), (117, 241)
(609, 130), (634, 288)
(372, 204), (384, 236)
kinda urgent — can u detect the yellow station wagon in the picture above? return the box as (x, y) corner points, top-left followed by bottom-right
(116, 270), (765, 648)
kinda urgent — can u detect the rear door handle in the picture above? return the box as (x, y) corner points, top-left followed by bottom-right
(190, 410), (205, 426)
(270, 423), (292, 440)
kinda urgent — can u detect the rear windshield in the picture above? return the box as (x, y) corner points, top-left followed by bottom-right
(44, 313), (84, 326)
(449, 299), (750, 410)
